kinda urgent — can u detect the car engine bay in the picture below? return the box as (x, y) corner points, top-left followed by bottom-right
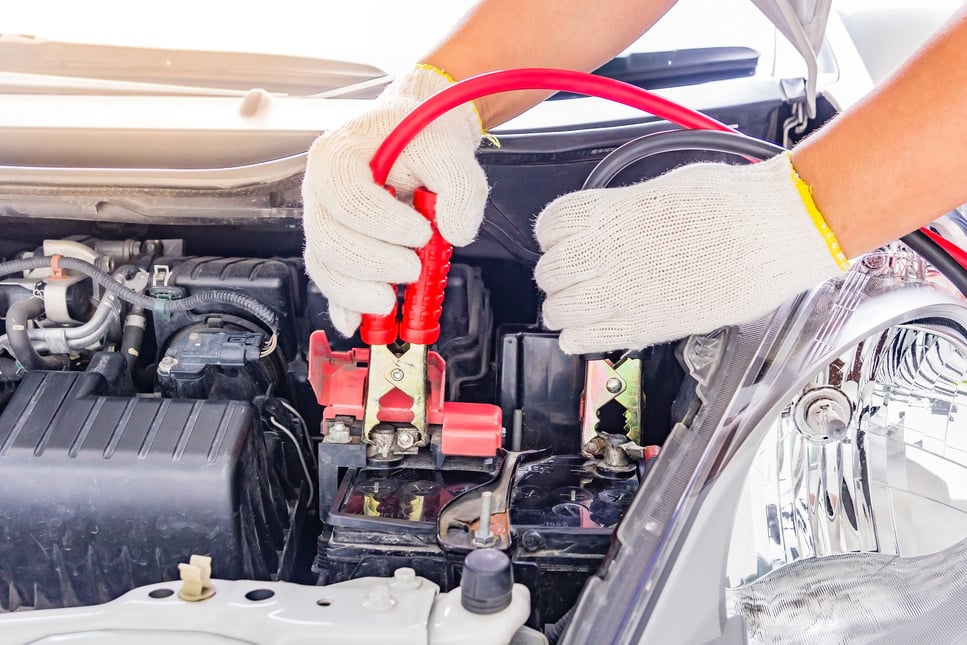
(6, 74), (967, 643)
(0, 227), (691, 625)
(25, 48), (967, 641)
(5, 1), (967, 639)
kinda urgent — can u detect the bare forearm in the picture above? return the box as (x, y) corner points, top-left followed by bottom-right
(792, 7), (967, 258)
(420, 0), (677, 128)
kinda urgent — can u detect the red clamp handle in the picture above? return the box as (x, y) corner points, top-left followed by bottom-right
(360, 301), (398, 346)
(359, 187), (452, 346)
(402, 188), (452, 345)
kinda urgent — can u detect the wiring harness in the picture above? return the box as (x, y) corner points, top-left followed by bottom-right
(0, 255), (279, 339)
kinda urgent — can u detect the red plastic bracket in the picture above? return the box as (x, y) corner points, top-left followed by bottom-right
(307, 331), (370, 420)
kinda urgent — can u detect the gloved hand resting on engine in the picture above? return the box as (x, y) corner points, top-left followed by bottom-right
(302, 65), (487, 337)
(533, 153), (850, 354)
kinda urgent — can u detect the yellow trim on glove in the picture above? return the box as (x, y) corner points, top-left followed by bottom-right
(416, 63), (500, 148)
(787, 152), (850, 270)
(416, 62), (460, 85)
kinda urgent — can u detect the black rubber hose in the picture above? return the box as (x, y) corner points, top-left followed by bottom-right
(0, 257), (53, 276)
(545, 606), (576, 644)
(583, 128), (967, 300)
(120, 307), (146, 374)
(6, 297), (69, 371)
(0, 256), (278, 334)
(582, 129), (784, 190)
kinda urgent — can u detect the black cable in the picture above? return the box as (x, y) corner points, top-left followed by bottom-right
(0, 256), (278, 336)
(583, 129), (967, 297)
(0, 257), (54, 276)
(6, 298), (69, 371)
(901, 230), (967, 296)
(583, 129), (784, 190)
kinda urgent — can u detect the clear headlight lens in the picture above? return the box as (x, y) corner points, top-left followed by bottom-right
(728, 323), (967, 643)
(565, 244), (967, 645)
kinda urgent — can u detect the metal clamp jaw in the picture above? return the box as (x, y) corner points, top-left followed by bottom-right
(363, 342), (429, 454)
(580, 351), (660, 478)
(580, 351), (644, 446)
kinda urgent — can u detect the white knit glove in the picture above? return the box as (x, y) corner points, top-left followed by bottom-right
(534, 153), (848, 354)
(302, 66), (487, 336)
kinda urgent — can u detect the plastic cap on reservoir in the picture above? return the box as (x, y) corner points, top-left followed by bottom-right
(460, 548), (514, 615)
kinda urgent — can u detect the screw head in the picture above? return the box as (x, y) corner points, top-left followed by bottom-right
(390, 368), (405, 382)
(326, 421), (350, 443)
(521, 529), (544, 552)
(605, 377), (624, 394)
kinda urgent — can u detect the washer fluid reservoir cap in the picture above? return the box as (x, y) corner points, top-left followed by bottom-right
(460, 548), (513, 615)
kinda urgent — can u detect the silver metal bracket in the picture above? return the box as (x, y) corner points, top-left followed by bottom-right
(782, 99), (809, 149)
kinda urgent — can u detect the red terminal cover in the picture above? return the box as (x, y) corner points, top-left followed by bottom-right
(440, 402), (503, 457)
(307, 331), (369, 420)
(308, 331), (502, 457)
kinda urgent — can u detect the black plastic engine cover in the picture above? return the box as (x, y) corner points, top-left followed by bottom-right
(0, 370), (296, 611)
(158, 256), (303, 359)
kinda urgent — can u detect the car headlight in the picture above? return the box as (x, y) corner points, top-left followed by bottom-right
(565, 243), (967, 644)
(728, 317), (967, 642)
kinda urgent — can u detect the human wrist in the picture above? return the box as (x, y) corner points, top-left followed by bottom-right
(789, 144), (871, 260)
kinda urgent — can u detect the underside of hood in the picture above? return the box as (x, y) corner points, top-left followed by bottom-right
(751, 0), (832, 116)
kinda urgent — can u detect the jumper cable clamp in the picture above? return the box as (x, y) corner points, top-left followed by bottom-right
(308, 188), (501, 464)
